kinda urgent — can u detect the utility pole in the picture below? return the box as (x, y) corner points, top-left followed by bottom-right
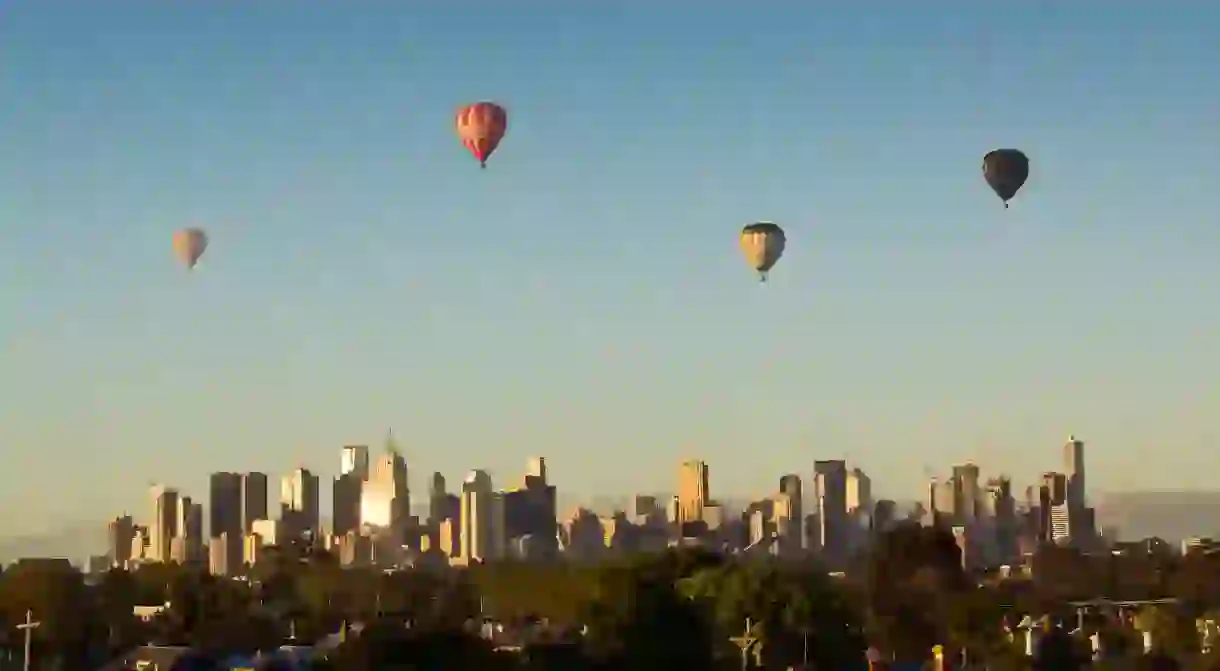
(17, 610), (40, 671)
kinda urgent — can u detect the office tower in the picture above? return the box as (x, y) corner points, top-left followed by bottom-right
(360, 447), (409, 530)
(813, 460), (847, 565)
(952, 463), (981, 522)
(242, 472), (269, 532)
(503, 458), (559, 559)
(149, 485), (180, 563)
(208, 473), (242, 539)
(677, 460), (710, 524)
(107, 515), (135, 565)
(526, 457), (547, 484)
(1038, 472), (1069, 544)
(458, 470), (495, 566)
(931, 478), (955, 524)
(778, 474), (803, 550)
(209, 472), (243, 570)
(281, 468), (321, 539)
(1064, 435), (1086, 509)
(209, 532), (235, 576)
(333, 474), (363, 536)
(1042, 472), (1067, 505)
(986, 476), (1018, 562)
(175, 496), (203, 562)
(428, 472), (461, 525)
(846, 468), (872, 514)
(342, 445), (370, 480)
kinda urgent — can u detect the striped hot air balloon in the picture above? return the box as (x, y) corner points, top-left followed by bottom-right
(172, 228), (208, 270)
(455, 102), (508, 169)
(739, 222), (786, 282)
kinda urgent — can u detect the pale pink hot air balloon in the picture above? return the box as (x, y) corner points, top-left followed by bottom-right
(455, 101), (508, 169)
(172, 228), (208, 270)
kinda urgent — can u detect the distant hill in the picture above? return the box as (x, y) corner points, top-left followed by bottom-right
(1097, 491), (1220, 543)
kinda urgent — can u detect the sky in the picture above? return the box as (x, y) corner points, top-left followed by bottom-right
(1, 2), (1219, 536)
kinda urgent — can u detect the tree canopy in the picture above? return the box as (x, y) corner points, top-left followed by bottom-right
(4, 532), (1220, 669)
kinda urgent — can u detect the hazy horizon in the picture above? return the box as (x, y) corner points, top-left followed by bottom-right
(2, 3), (1219, 536)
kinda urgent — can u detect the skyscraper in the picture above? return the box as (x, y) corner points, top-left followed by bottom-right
(846, 468), (872, 514)
(428, 472), (459, 525)
(460, 470), (496, 562)
(107, 515), (135, 566)
(778, 474), (803, 551)
(813, 460), (847, 565)
(177, 496), (203, 561)
(333, 473), (362, 536)
(149, 485), (179, 563)
(1064, 435), (1086, 510)
(360, 447), (409, 531)
(526, 456), (547, 484)
(241, 472), (269, 532)
(209, 472), (243, 569)
(342, 445), (370, 480)
(677, 460), (710, 524)
(952, 463), (980, 522)
(281, 468), (321, 539)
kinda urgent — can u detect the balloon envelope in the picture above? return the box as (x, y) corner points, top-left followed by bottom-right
(739, 222), (786, 281)
(982, 149), (1030, 206)
(172, 228), (208, 269)
(455, 102), (508, 168)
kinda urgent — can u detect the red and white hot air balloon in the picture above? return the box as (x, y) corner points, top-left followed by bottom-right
(172, 228), (208, 270)
(455, 101), (508, 169)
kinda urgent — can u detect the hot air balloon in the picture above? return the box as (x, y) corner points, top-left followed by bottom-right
(172, 228), (208, 270)
(982, 149), (1030, 208)
(740, 222), (786, 282)
(455, 102), (508, 169)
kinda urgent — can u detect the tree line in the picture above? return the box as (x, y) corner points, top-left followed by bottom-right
(2, 523), (1220, 669)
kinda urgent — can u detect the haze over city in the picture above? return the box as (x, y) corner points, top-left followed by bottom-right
(2, 3), (1220, 541)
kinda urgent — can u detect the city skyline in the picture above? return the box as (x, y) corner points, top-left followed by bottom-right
(3, 4), (1220, 535)
(94, 434), (1099, 574)
(114, 432), (1092, 536)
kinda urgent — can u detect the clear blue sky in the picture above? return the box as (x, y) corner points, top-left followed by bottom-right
(2, 3), (1218, 535)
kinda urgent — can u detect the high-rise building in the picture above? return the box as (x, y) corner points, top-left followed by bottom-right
(360, 447), (409, 531)
(503, 458), (558, 559)
(176, 496), (203, 562)
(814, 460), (848, 565)
(149, 485), (180, 563)
(952, 463), (981, 522)
(209, 472), (243, 569)
(526, 457), (547, 484)
(677, 460), (710, 524)
(846, 468), (872, 514)
(209, 473), (242, 539)
(333, 473), (363, 536)
(281, 468), (321, 539)
(778, 474), (803, 551)
(460, 470), (497, 562)
(1064, 435), (1086, 509)
(428, 472), (459, 526)
(342, 445), (370, 480)
(107, 515), (135, 566)
(242, 472), (269, 532)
